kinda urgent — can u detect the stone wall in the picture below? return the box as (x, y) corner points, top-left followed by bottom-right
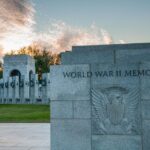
(50, 43), (150, 150)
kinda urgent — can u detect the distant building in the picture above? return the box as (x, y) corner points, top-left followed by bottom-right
(0, 54), (50, 104)
(3, 55), (35, 81)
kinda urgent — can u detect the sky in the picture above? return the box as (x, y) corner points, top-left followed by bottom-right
(0, 0), (150, 56)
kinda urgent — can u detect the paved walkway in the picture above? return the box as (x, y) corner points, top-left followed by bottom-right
(0, 123), (50, 150)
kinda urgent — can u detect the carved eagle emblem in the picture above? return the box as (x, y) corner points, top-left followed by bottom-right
(92, 86), (140, 134)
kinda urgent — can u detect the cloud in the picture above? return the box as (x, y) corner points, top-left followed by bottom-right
(101, 29), (113, 44)
(0, 0), (116, 57)
(0, 0), (35, 55)
(34, 21), (114, 53)
(119, 40), (126, 44)
(0, 46), (3, 57)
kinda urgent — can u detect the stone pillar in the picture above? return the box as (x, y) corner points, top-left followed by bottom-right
(8, 77), (13, 103)
(29, 74), (35, 104)
(42, 73), (50, 104)
(24, 76), (30, 103)
(12, 77), (16, 103)
(34, 74), (39, 103)
(14, 76), (20, 103)
(4, 78), (9, 104)
(20, 75), (25, 104)
(0, 79), (3, 103)
(0, 79), (2, 104)
(1, 79), (4, 103)
(12, 77), (17, 104)
(42, 73), (46, 103)
(47, 73), (51, 102)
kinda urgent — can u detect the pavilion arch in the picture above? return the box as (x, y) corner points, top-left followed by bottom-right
(10, 69), (21, 81)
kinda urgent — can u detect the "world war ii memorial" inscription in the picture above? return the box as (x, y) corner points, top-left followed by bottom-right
(63, 69), (150, 78)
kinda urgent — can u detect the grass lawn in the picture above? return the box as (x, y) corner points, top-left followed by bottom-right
(0, 104), (50, 123)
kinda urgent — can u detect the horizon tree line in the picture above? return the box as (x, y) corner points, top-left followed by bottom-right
(0, 46), (60, 79)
